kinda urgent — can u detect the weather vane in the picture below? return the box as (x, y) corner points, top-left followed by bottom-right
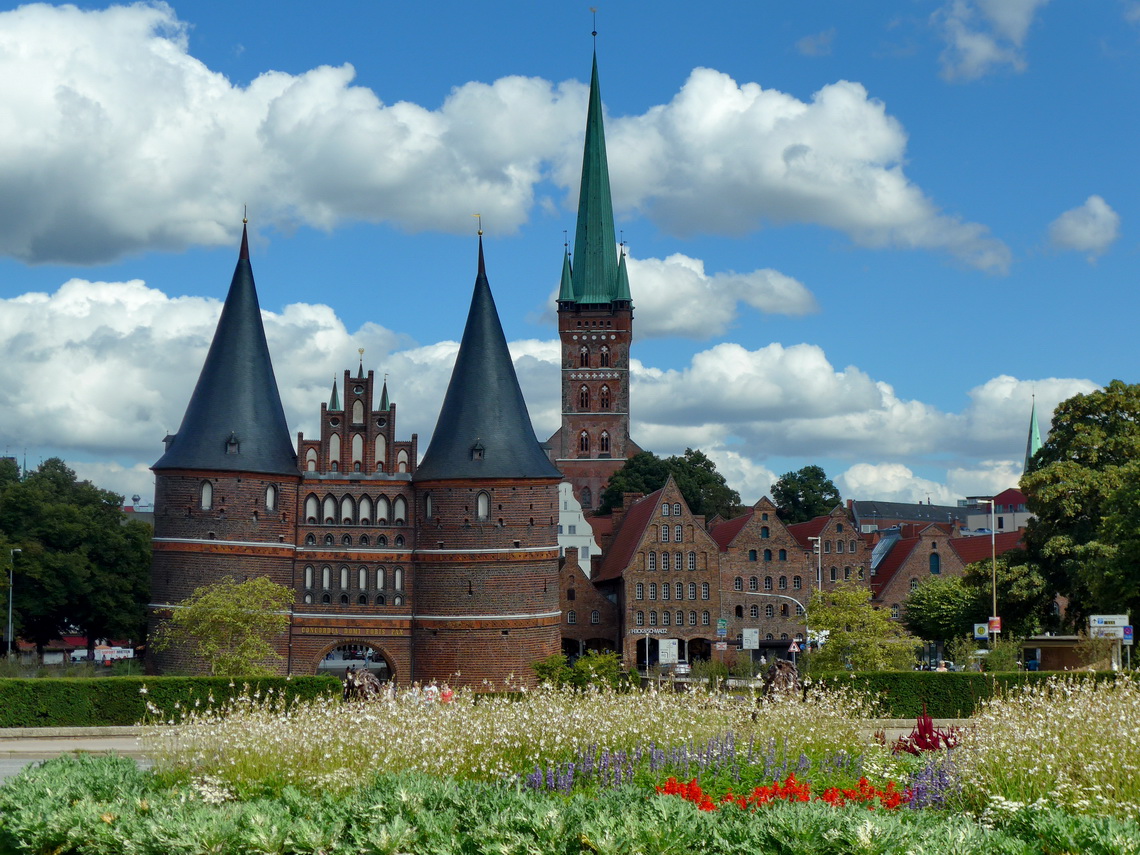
(243, 204), (248, 225)
(473, 212), (482, 236)
(590, 7), (597, 38)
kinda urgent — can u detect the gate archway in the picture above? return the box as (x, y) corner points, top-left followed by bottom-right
(314, 640), (394, 682)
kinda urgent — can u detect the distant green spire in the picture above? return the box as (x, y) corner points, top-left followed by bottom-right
(558, 248), (575, 301)
(379, 380), (390, 411)
(614, 246), (631, 302)
(1024, 396), (1043, 472)
(571, 51), (619, 304)
(329, 378), (341, 412)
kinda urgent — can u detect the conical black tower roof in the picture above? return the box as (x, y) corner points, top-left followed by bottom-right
(153, 224), (297, 476)
(415, 238), (561, 482)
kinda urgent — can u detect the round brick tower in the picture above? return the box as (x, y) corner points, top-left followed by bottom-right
(411, 237), (563, 689)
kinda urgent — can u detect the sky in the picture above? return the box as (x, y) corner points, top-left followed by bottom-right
(0, 0), (1134, 509)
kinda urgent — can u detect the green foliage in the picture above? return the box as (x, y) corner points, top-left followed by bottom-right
(983, 636), (1022, 672)
(151, 576), (294, 676)
(808, 582), (919, 671)
(903, 576), (983, 643)
(1021, 380), (1140, 626)
(598, 448), (741, 519)
(0, 458), (151, 656)
(532, 650), (637, 690)
(4, 757), (1140, 854)
(962, 550), (1053, 638)
(0, 675), (339, 727)
(771, 464), (842, 524)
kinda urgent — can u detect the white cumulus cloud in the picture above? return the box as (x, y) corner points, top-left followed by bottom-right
(934, 0), (1050, 81)
(1047, 195), (1120, 260)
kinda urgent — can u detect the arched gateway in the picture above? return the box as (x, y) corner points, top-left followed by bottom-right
(314, 641), (394, 682)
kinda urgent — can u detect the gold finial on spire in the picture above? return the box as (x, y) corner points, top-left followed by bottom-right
(473, 212), (482, 236)
(358, 347), (365, 359)
(590, 6), (597, 39)
(243, 204), (248, 225)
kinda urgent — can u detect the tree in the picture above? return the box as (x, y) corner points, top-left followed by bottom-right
(903, 576), (982, 645)
(0, 459), (151, 658)
(961, 551), (1053, 638)
(807, 582), (917, 671)
(152, 577), (294, 676)
(772, 465), (841, 524)
(1021, 380), (1140, 626)
(598, 449), (741, 519)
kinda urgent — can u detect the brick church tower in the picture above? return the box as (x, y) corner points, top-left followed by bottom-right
(149, 222), (301, 673)
(412, 237), (563, 687)
(545, 51), (641, 512)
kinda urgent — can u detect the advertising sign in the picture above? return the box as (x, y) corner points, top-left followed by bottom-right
(988, 616), (1002, 633)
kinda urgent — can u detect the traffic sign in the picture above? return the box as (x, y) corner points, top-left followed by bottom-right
(973, 623), (989, 640)
(1124, 626), (1134, 647)
(788, 642), (801, 653)
(716, 618), (728, 638)
(1090, 614), (1130, 627)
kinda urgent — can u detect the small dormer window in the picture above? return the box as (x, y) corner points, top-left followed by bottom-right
(470, 442), (484, 461)
(226, 432), (240, 454)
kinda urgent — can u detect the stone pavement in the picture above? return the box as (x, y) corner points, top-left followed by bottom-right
(0, 727), (150, 784)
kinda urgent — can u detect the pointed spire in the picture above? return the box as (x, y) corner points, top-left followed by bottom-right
(328, 377), (341, 412)
(357, 347), (365, 379)
(154, 222), (297, 475)
(415, 237), (561, 482)
(570, 51), (620, 304)
(379, 378), (390, 411)
(1024, 395), (1043, 472)
(614, 245), (631, 303)
(557, 247), (575, 302)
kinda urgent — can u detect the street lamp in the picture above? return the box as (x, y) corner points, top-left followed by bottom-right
(743, 591), (809, 663)
(977, 499), (998, 645)
(6, 548), (21, 659)
(807, 536), (823, 591)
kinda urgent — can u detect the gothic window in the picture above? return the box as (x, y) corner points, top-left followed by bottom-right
(265, 484), (277, 511)
(304, 566), (313, 589)
(377, 495), (390, 523)
(357, 594), (367, 605)
(305, 534), (316, 546)
(341, 495), (355, 524)
(305, 494), (319, 524)
(599, 431), (610, 454)
(324, 534), (334, 546)
(394, 496), (407, 525)
(750, 604), (759, 619)
(304, 592), (313, 604)
(378, 535), (388, 546)
(321, 593), (331, 604)
(306, 448), (318, 471)
(342, 534), (352, 546)
(323, 495), (336, 524)
(358, 496), (372, 524)
(425, 494), (433, 519)
(395, 535), (404, 546)
(579, 431), (590, 453)
(394, 567), (404, 591)
(352, 400), (364, 424)
(375, 434), (386, 469)
(360, 534), (369, 546)
(321, 566), (331, 589)
(579, 385), (590, 409)
(600, 385), (610, 409)
(579, 346), (589, 367)
(749, 576), (759, 591)
(476, 491), (490, 520)
(376, 568), (386, 589)
(329, 433), (340, 467)
(396, 449), (409, 473)
(340, 566), (349, 589)
(393, 595), (404, 606)
(376, 594), (386, 605)
(352, 434), (364, 469)
(734, 576), (743, 591)
(581, 487), (592, 509)
(200, 481), (212, 510)
(599, 345), (610, 367)
(358, 568), (367, 590)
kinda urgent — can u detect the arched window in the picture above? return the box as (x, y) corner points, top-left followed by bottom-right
(599, 345), (610, 367)
(636, 582), (644, 600)
(324, 534), (334, 546)
(661, 552), (670, 571)
(358, 568), (367, 590)
(688, 552), (697, 570)
(649, 582), (658, 600)
(733, 576), (743, 591)
(910, 578), (919, 592)
(304, 592), (313, 604)
(374, 434), (386, 469)
(321, 566), (331, 589)
(200, 481), (212, 510)
(321, 593), (331, 604)
(689, 610), (697, 626)
(749, 576), (759, 591)
(930, 553), (941, 574)
(779, 549), (787, 561)
(305, 448), (318, 471)
(394, 567), (404, 590)
(793, 575), (802, 590)
(599, 431), (610, 454)
(748, 549), (758, 562)
(851, 539), (858, 553)
(340, 593), (349, 606)
(891, 604), (901, 619)
(661, 525), (670, 543)
(352, 400), (364, 424)
(579, 431), (590, 453)
(357, 594), (367, 605)
(579, 385), (590, 409)
(661, 581), (670, 600)
(599, 385), (610, 409)
(579, 346), (589, 367)
(688, 582), (696, 599)
(377, 495), (390, 523)
(701, 582), (709, 600)
(676, 609), (684, 626)
(761, 526), (769, 538)
(764, 576), (773, 591)
(567, 610), (577, 625)
(305, 494), (319, 524)
(360, 534), (369, 546)
(675, 524), (682, 542)
(394, 496), (407, 525)
(830, 566), (838, 582)
(425, 493), (433, 519)
(359, 496), (372, 524)
(780, 604), (790, 617)
(328, 433), (340, 468)
(304, 566), (314, 589)
(675, 552), (683, 572)
(305, 534), (316, 546)
(567, 588), (576, 601)
(351, 433), (364, 469)
(376, 594), (386, 605)
(341, 534), (352, 546)
(734, 606), (743, 619)
(636, 611), (645, 627)
(581, 487), (592, 509)
(662, 503), (671, 516)
(591, 610), (600, 624)
(378, 534), (388, 546)
(650, 611), (658, 626)
(837, 540), (844, 554)
(376, 568), (386, 589)
(673, 503), (681, 516)
(340, 566), (349, 589)
(702, 610), (710, 626)
(765, 604), (776, 618)
(779, 576), (787, 590)
(476, 491), (490, 520)
(844, 567), (851, 581)
(323, 495), (336, 524)
(396, 449), (409, 473)
(265, 484), (278, 511)
(393, 594), (404, 607)
(674, 582), (683, 600)
(341, 495), (355, 524)
(764, 549), (772, 562)
(750, 604), (759, 618)
(648, 552), (656, 571)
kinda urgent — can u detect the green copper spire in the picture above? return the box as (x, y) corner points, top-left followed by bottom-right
(571, 51), (619, 304)
(614, 246), (631, 302)
(558, 248), (575, 301)
(1024, 395), (1043, 472)
(328, 378), (341, 412)
(379, 379), (390, 411)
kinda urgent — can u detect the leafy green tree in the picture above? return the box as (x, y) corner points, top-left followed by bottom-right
(598, 449), (741, 519)
(807, 582), (917, 671)
(0, 459), (151, 658)
(1086, 459), (1140, 622)
(962, 551), (1053, 638)
(772, 465), (842, 524)
(1021, 380), (1140, 626)
(152, 576), (293, 676)
(903, 576), (982, 645)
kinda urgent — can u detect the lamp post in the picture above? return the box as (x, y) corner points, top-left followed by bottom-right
(743, 591), (808, 662)
(6, 548), (21, 659)
(978, 499), (998, 646)
(807, 536), (822, 591)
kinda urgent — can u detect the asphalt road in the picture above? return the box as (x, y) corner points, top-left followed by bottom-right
(0, 735), (150, 784)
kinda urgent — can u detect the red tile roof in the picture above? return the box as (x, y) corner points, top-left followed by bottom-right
(870, 538), (918, 596)
(786, 516), (828, 548)
(593, 487), (665, 582)
(710, 509), (754, 551)
(950, 530), (1024, 564)
(586, 514), (613, 540)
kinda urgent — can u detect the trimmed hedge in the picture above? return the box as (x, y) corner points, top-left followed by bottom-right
(811, 670), (1121, 718)
(0, 675), (341, 728)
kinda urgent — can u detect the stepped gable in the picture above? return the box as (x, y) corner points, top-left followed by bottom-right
(415, 237), (561, 482)
(592, 486), (665, 582)
(154, 224), (297, 476)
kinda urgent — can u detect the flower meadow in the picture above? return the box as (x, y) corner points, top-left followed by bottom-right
(3, 675), (1140, 854)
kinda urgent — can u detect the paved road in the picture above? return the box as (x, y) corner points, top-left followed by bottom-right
(0, 735), (150, 784)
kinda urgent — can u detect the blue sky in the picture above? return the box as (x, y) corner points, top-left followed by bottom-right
(0, 1), (1133, 506)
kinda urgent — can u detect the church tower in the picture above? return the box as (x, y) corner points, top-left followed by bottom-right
(1024, 395), (1043, 473)
(412, 237), (563, 688)
(150, 222), (300, 673)
(546, 50), (641, 512)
